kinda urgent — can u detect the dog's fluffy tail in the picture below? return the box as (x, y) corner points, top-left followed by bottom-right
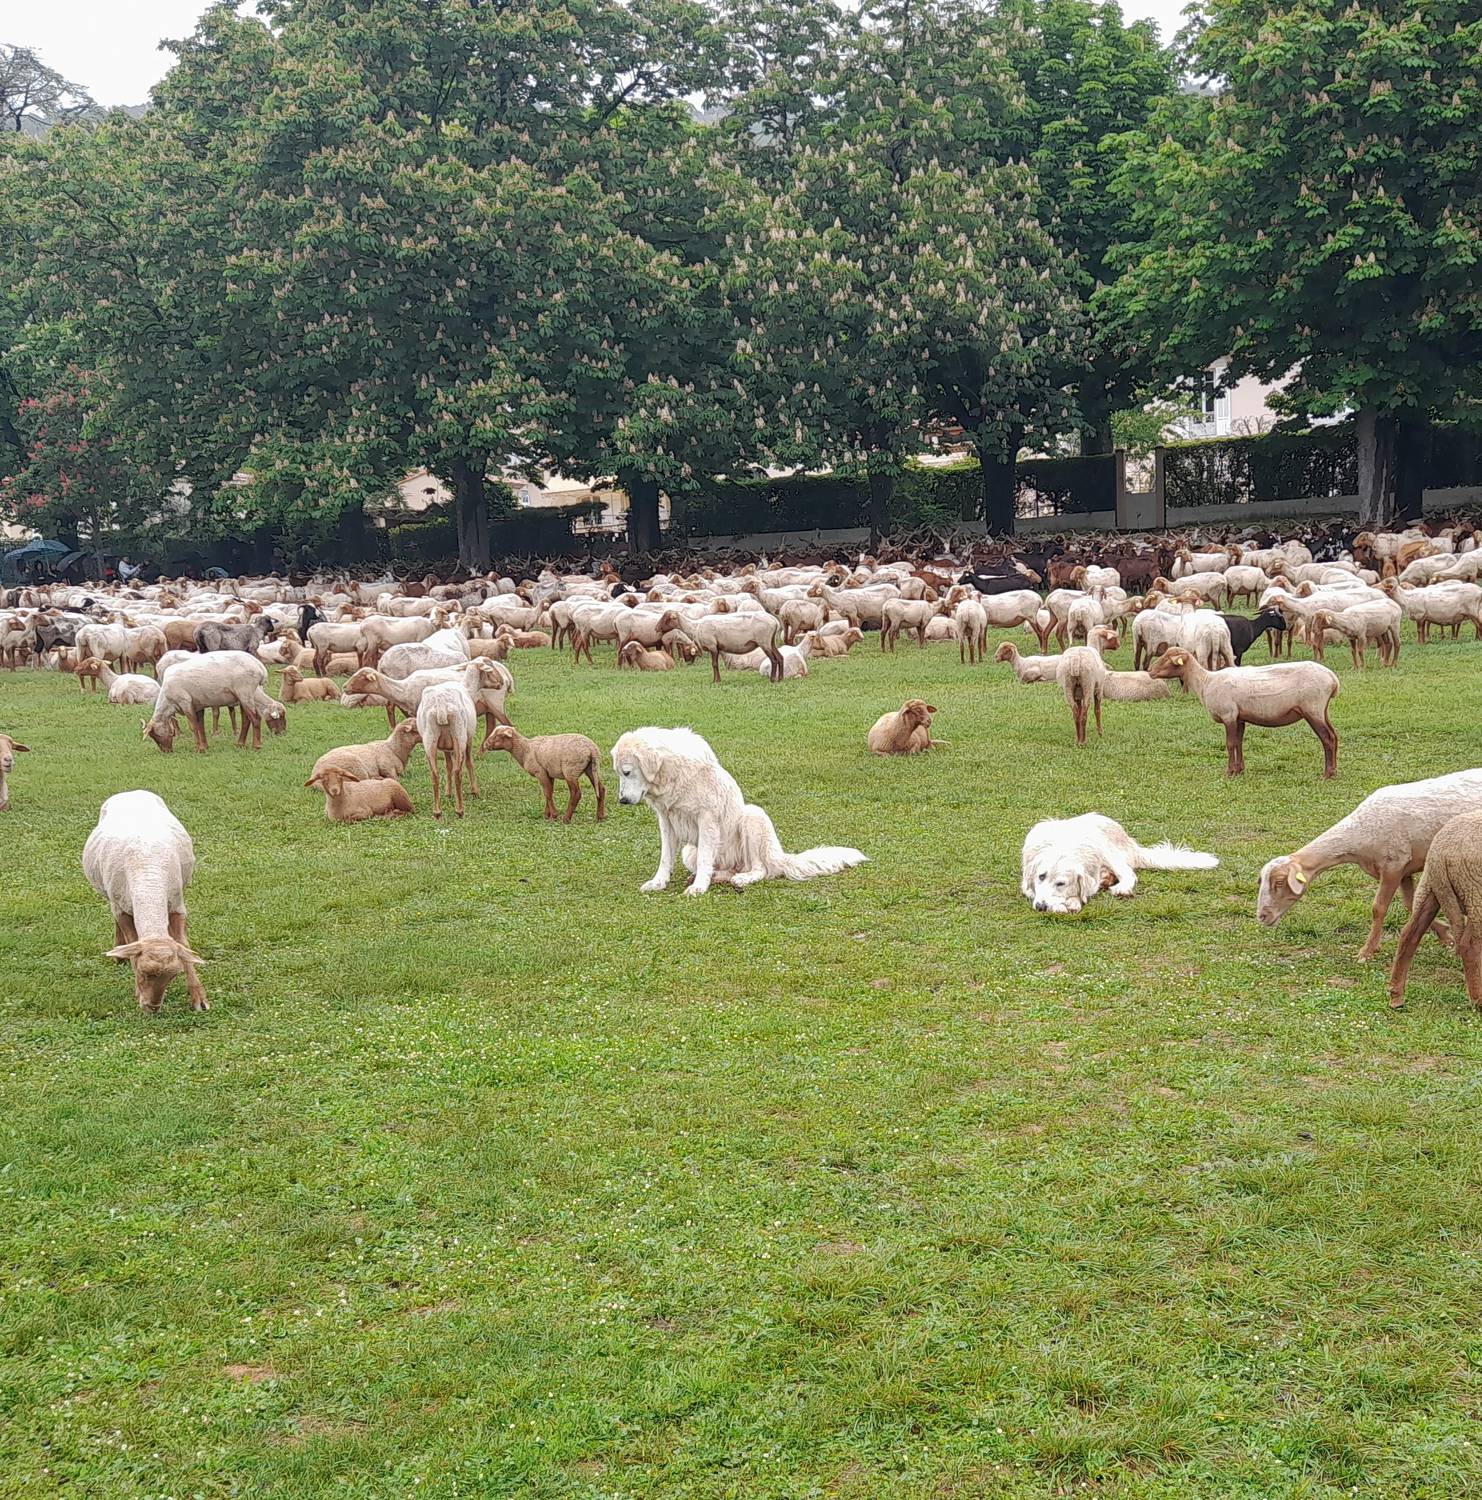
(747, 803), (866, 881)
(1132, 840), (1219, 872)
(769, 845), (869, 881)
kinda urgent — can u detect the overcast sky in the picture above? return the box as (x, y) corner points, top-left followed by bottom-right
(18, 1), (1193, 108)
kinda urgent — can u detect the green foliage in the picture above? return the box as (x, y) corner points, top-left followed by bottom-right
(989, 0), (1178, 439)
(1111, 393), (1199, 458)
(1105, 1), (1482, 426)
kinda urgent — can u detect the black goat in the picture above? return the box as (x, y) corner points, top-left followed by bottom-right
(957, 567), (1042, 595)
(297, 603), (325, 640)
(1220, 609), (1287, 666)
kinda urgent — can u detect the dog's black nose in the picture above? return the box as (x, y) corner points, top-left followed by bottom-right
(1033, 900), (1048, 912)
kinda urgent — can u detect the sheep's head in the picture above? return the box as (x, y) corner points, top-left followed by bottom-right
(994, 642), (1018, 663)
(262, 700), (288, 735)
(1148, 652), (1188, 681)
(281, 666), (303, 684)
(1257, 856), (1309, 926)
(106, 935), (203, 1013)
(901, 699), (936, 728)
(143, 715), (179, 753)
(483, 725), (516, 755)
(307, 766), (358, 798)
(78, 657), (106, 675)
(656, 610), (681, 634)
(343, 668), (379, 695)
(0, 735), (28, 773)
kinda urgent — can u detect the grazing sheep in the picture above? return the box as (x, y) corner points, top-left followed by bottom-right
(309, 719), (424, 785)
(1308, 600), (1402, 668)
(416, 682), (479, 819)
(1150, 650), (1339, 778)
(881, 597), (942, 651)
(866, 699), (941, 755)
(483, 724), (606, 822)
(81, 790), (208, 1012)
(1257, 769), (1482, 959)
(657, 608), (785, 684)
(279, 666), (342, 703)
(305, 767), (415, 823)
(1388, 808), (1482, 1009)
(0, 733), (30, 812)
(76, 658), (161, 706)
(144, 652), (284, 753)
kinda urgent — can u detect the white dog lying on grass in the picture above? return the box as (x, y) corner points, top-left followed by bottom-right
(612, 726), (866, 896)
(1021, 812), (1218, 914)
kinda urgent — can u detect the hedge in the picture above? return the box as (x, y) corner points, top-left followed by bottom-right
(667, 458), (1109, 538)
(1164, 425), (1358, 509)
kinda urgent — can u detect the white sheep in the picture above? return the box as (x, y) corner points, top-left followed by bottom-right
(1257, 769), (1482, 959)
(82, 790), (208, 1012)
(77, 657), (161, 706)
(144, 652), (287, 752)
(416, 681), (479, 818)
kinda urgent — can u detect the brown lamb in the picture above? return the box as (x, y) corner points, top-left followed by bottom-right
(483, 725), (607, 822)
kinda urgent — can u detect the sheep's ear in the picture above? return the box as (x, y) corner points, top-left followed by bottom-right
(926, 705), (938, 715)
(1287, 863), (1308, 893)
(304, 774), (322, 789)
(338, 769), (361, 783)
(174, 942), (207, 964)
(10, 743), (29, 753)
(106, 942), (143, 960)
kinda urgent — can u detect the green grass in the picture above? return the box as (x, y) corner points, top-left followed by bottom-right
(4, 629), (1482, 1499)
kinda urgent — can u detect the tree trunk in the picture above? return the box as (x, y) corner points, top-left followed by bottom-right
(450, 456), (491, 572)
(1080, 395), (1114, 456)
(867, 470), (894, 548)
(1395, 411), (1431, 525)
(978, 427), (1021, 537)
(625, 475), (662, 553)
(1355, 408), (1397, 529)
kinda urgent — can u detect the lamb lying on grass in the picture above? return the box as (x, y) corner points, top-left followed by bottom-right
(866, 699), (941, 755)
(483, 725), (607, 822)
(308, 720), (423, 785)
(305, 766), (415, 823)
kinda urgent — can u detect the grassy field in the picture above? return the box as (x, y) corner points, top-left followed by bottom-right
(3, 627), (1482, 1499)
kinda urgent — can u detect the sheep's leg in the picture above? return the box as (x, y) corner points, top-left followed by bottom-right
(539, 772), (558, 820)
(385, 703), (398, 731)
(190, 710), (210, 754)
(590, 771), (607, 821)
(766, 645), (784, 683)
(1093, 691), (1103, 738)
(1458, 924), (1482, 1009)
(448, 749), (465, 818)
(1072, 698), (1087, 746)
(709, 648), (721, 685)
(1309, 710), (1338, 780)
(1388, 887), (1440, 1007)
(464, 746), (480, 798)
(563, 777), (581, 823)
(1224, 719), (1245, 776)
(915, 623), (927, 648)
(429, 755), (444, 819)
(169, 911), (209, 1011)
(1358, 870), (1406, 961)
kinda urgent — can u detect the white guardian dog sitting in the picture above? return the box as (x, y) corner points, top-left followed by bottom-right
(612, 726), (866, 896)
(1021, 812), (1218, 915)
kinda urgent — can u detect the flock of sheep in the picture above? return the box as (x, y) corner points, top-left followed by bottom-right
(4, 519), (1482, 1014)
